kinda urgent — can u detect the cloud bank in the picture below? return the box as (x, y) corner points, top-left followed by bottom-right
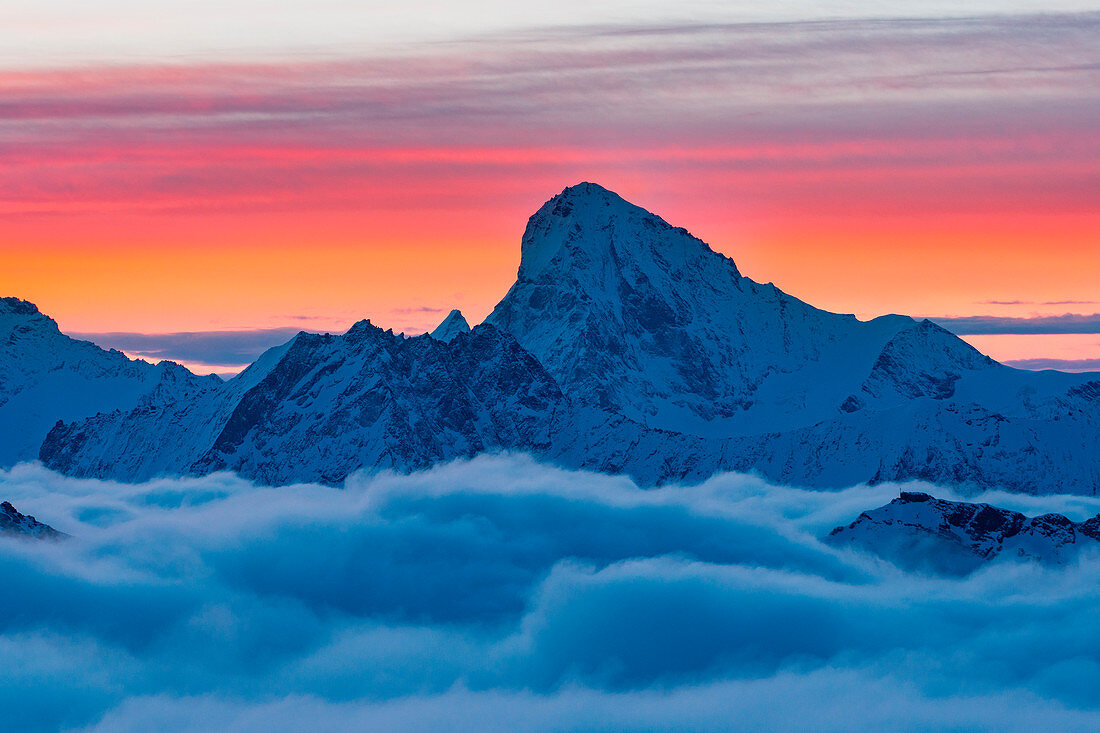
(932, 313), (1100, 335)
(1005, 357), (1100, 372)
(1, 456), (1100, 730)
(72, 328), (304, 373)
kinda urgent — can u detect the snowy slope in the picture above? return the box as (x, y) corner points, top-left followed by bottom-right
(0, 500), (66, 540)
(43, 322), (573, 485)
(826, 491), (1100, 574)
(485, 182), (920, 436)
(38, 332), (299, 482)
(0, 298), (218, 467)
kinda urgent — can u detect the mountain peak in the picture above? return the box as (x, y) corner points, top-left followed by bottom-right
(827, 492), (1100, 574)
(556, 181), (625, 204)
(430, 309), (471, 342)
(0, 500), (66, 540)
(345, 319), (379, 336)
(516, 182), (726, 284)
(0, 297), (64, 342)
(0, 297), (58, 333)
(0, 297), (42, 316)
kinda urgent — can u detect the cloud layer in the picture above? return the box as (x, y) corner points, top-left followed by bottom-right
(2, 456), (1100, 730)
(71, 328), (303, 372)
(933, 313), (1100, 335)
(1005, 357), (1100, 372)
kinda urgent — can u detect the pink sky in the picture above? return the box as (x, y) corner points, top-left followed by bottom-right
(1, 11), (1097, 371)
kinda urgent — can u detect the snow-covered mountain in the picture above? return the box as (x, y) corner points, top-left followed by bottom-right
(0, 298), (219, 467)
(0, 500), (65, 540)
(486, 183), (924, 436)
(430, 310), (471, 341)
(826, 491), (1100, 574)
(22, 184), (1100, 493)
(484, 184), (1099, 493)
(42, 322), (573, 484)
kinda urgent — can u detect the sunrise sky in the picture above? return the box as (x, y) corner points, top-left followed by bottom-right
(2, 1), (1098, 373)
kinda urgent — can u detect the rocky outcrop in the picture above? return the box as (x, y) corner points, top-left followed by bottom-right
(826, 491), (1100, 574)
(0, 501), (66, 540)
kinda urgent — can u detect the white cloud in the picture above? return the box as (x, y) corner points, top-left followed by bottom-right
(1, 456), (1099, 730)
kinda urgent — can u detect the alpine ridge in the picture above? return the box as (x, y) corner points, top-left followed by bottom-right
(0, 500), (66, 540)
(0, 297), (219, 467)
(827, 491), (1100, 574)
(16, 184), (1100, 494)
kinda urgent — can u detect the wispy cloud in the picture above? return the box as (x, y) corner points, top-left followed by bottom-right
(389, 306), (447, 315)
(1004, 357), (1100, 372)
(978, 299), (1099, 306)
(932, 313), (1100, 335)
(73, 328), (309, 367)
(1, 13), (1096, 216)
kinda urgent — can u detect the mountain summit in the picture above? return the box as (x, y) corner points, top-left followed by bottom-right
(489, 184), (941, 436)
(430, 310), (471, 342)
(511, 182), (731, 283)
(828, 492), (1100, 574)
(26, 184), (1100, 494)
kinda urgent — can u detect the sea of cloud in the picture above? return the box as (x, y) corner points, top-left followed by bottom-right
(2, 454), (1100, 731)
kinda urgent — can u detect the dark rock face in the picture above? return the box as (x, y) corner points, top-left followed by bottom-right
(0, 501), (66, 540)
(191, 323), (571, 485)
(42, 322), (577, 486)
(190, 321), (576, 482)
(826, 492), (1100, 575)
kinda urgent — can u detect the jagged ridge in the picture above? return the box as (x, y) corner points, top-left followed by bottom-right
(0, 500), (66, 540)
(826, 491), (1100, 574)
(0, 297), (219, 467)
(22, 184), (1100, 493)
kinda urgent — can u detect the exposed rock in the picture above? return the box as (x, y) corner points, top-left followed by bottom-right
(826, 491), (1100, 574)
(0, 500), (66, 540)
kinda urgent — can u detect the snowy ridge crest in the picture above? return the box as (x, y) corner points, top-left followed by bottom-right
(827, 491), (1100, 574)
(9, 183), (1100, 495)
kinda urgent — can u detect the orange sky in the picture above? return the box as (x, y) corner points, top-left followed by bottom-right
(1, 14), (1097, 369)
(5, 203), (1098, 338)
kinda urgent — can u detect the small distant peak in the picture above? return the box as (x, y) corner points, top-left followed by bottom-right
(345, 318), (376, 335)
(0, 500), (66, 540)
(898, 491), (933, 503)
(0, 297), (42, 316)
(343, 319), (389, 345)
(431, 309), (471, 342)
